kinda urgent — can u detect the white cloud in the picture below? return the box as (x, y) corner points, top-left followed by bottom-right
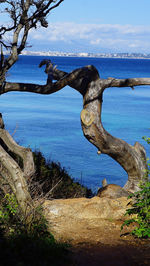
(1, 19), (150, 52)
(90, 39), (102, 45)
(17, 22), (150, 52)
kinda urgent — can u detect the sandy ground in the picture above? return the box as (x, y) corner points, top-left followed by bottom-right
(63, 220), (150, 266)
(44, 197), (150, 265)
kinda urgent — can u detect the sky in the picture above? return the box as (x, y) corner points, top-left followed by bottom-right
(1, 0), (150, 53)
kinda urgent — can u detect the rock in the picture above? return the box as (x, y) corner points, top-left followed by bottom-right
(43, 196), (130, 243)
(97, 184), (129, 199)
(102, 178), (107, 187)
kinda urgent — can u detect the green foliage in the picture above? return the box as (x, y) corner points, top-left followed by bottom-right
(0, 193), (44, 236)
(0, 193), (20, 235)
(121, 181), (150, 238)
(143, 136), (150, 145)
(0, 151), (93, 265)
(31, 151), (93, 199)
(121, 137), (150, 238)
(0, 192), (59, 239)
(0, 193), (18, 218)
(0, 193), (69, 266)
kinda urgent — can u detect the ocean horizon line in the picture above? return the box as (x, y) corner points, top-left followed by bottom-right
(4, 51), (150, 60)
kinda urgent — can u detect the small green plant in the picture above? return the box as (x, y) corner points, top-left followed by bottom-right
(0, 193), (18, 218)
(121, 137), (150, 238)
(121, 181), (150, 238)
(0, 192), (49, 236)
(0, 193), (20, 235)
(0, 193), (69, 265)
(143, 136), (150, 145)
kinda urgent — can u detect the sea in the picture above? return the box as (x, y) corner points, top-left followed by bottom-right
(1, 56), (150, 192)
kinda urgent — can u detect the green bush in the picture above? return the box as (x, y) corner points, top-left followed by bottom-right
(0, 192), (47, 236)
(30, 151), (93, 199)
(0, 193), (69, 266)
(0, 145), (93, 265)
(0, 193), (21, 236)
(0, 146), (93, 199)
(121, 137), (150, 238)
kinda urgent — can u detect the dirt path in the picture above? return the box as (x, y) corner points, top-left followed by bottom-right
(69, 241), (150, 266)
(44, 198), (150, 265)
(66, 221), (150, 266)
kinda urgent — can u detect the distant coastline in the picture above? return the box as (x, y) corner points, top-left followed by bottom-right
(4, 50), (150, 59)
(17, 50), (150, 59)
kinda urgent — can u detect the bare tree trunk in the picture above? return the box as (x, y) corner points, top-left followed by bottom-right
(80, 78), (147, 192)
(0, 0), (148, 200)
(1, 63), (150, 193)
(55, 65), (148, 192)
(0, 116), (35, 220)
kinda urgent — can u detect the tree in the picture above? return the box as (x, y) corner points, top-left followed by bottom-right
(0, 0), (149, 220)
(0, 0), (64, 221)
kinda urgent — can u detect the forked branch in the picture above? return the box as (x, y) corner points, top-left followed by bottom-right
(0, 61), (149, 193)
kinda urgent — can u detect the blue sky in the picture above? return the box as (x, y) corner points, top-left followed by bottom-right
(2, 0), (150, 53)
(49, 0), (150, 26)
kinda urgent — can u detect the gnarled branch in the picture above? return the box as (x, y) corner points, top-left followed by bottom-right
(0, 113), (34, 217)
(102, 77), (150, 90)
(0, 129), (35, 177)
(1, 62), (149, 192)
(0, 1), (64, 83)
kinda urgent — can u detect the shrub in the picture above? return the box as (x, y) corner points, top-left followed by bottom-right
(121, 137), (150, 238)
(0, 193), (20, 236)
(29, 151), (93, 199)
(0, 193), (69, 266)
(0, 192), (48, 237)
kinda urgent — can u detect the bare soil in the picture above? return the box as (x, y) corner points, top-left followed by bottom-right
(44, 197), (150, 265)
(64, 220), (150, 266)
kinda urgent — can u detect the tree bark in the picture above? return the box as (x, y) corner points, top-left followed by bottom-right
(80, 77), (147, 192)
(0, 124), (35, 220)
(1, 63), (150, 193)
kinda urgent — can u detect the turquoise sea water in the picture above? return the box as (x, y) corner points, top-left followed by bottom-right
(1, 56), (150, 191)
